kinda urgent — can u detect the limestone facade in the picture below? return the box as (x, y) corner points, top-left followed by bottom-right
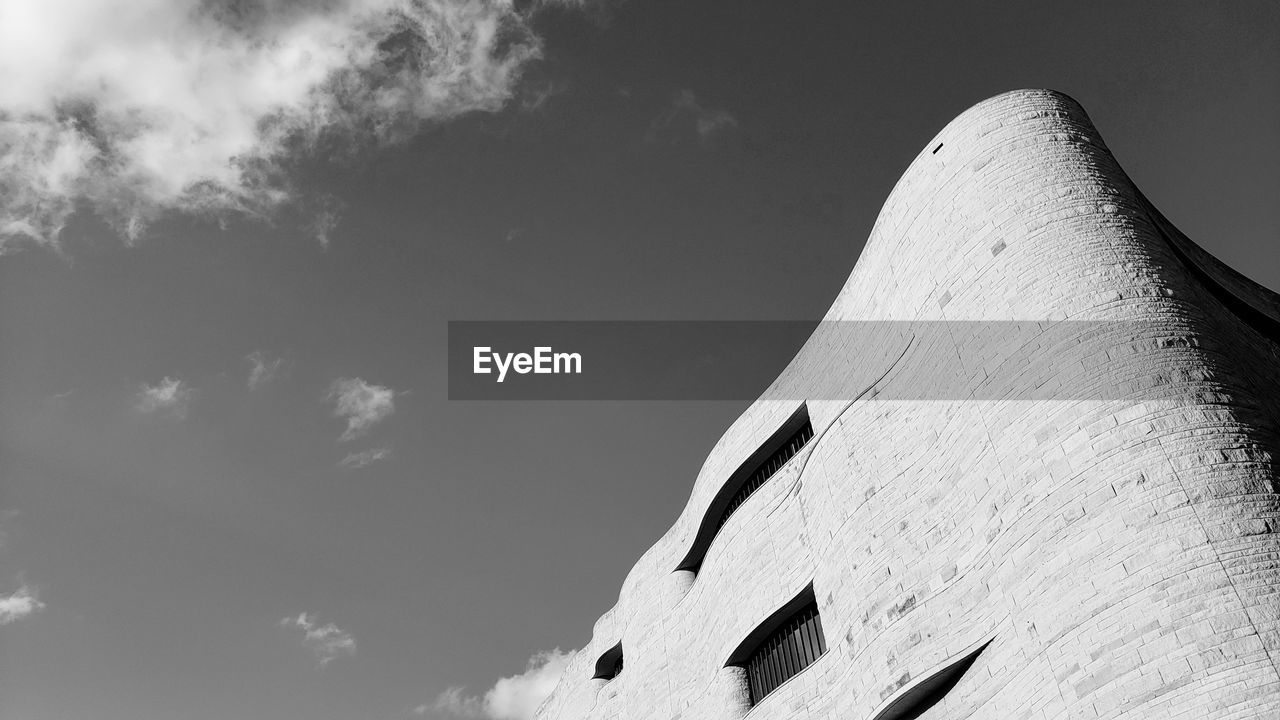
(535, 90), (1280, 720)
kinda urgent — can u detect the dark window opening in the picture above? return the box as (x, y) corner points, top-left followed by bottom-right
(871, 639), (991, 720)
(932, 143), (943, 154)
(727, 585), (826, 706)
(715, 417), (813, 534)
(675, 405), (813, 574)
(591, 642), (624, 681)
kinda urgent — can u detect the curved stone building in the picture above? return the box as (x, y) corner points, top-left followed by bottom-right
(536, 90), (1280, 720)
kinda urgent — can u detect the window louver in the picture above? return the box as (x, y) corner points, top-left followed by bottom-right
(715, 418), (814, 534)
(744, 600), (826, 705)
(675, 405), (814, 574)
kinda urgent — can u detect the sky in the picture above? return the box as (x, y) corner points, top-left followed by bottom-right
(1, 1), (1278, 719)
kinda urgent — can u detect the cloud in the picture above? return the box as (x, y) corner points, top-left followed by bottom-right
(328, 377), (396, 441)
(340, 446), (393, 469)
(280, 612), (356, 666)
(423, 687), (483, 718)
(0, 585), (45, 626)
(646, 89), (737, 146)
(429, 648), (575, 720)
(135, 377), (194, 418)
(246, 351), (286, 390)
(0, 0), (573, 251)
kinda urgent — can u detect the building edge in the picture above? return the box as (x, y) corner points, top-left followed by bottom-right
(535, 89), (1280, 720)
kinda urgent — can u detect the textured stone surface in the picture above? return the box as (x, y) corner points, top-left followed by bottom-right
(535, 90), (1280, 720)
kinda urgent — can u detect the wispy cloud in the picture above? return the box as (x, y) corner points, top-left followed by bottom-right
(246, 351), (286, 391)
(0, 585), (45, 626)
(328, 378), (396, 441)
(518, 79), (568, 114)
(0, 0), (589, 251)
(428, 648), (575, 720)
(280, 612), (356, 666)
(340, 446), (393, 469)
(647, 89), (737, 146)
(135, 377), (194, 418)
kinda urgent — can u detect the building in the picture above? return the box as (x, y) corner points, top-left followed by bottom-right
(534, 90), (1280, 720)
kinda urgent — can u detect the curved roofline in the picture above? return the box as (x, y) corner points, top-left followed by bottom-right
(549, 89), (1280, 701)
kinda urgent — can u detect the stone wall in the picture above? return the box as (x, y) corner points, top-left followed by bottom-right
(534, 89), (1280, 720)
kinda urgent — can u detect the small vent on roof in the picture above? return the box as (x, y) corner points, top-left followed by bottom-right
(932, 143), (944, 154)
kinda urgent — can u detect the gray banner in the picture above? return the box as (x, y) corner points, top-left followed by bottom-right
(448, 320), (1227, 401)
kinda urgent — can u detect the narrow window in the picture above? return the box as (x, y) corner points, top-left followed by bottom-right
(727, 585), (827, 706)
(932, 143), (943, 154)
(592, 642), (624, 681)
(869, 639), (991, 720)
(716, 416), (814, 534)
(676, 405), (814, 573)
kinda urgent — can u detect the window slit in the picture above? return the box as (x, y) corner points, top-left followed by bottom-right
(869, 638), (993, 720)
(735, 593), (826, 705)
(591, 642), (624, 681)
(715, 417), (814, 535)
